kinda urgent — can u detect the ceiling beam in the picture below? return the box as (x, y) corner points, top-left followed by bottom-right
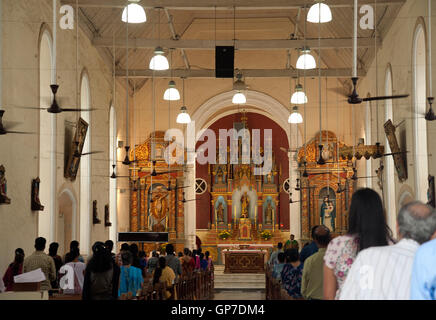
(94, 38), (381, 50)
(61, 0), (406, 10)
(115, 68), (365, 79)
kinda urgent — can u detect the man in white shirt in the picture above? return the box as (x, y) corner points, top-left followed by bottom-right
(339, 201), (436, 300)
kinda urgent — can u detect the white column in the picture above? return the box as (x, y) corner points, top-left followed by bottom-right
(184, 163), (196, 249)
(289, 152), (301, 240)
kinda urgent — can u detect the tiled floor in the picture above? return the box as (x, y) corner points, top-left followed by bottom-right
(213, 289), (265, 300)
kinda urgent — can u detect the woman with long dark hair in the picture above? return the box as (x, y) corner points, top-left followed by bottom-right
(152, 257), (175, 299)
(48, 242), (63, 289)
(2, 248), (24, 291)
(82, 242), (119, 300)
(323, 188), (393, 299)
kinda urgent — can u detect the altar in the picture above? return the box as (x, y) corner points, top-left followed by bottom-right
(224, 250), (266, 274)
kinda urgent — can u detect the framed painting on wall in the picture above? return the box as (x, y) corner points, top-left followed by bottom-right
(64, 118), (88, 181)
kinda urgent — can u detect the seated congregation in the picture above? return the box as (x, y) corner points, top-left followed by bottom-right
(1, 239), (214, 300)
(266, 188), (436, 300)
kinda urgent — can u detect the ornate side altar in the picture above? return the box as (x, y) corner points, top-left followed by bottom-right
(128, 132), (185, 253)
(297, 131), (355, 239)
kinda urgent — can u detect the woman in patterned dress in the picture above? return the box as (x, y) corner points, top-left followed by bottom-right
(281, 249), (304, 299)
(323, 188), (394, 299)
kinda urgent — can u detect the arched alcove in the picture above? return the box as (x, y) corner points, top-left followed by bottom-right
(413, 21), (429, 202)
(57, 188), (77, 256)
(80, 72), (91, 255)
(38, 26), (54, 241)
(182, 90), (302, 248)
(384, 65), (397, 238)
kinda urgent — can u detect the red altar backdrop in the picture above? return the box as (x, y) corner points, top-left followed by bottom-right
(195, 112), (290, 229)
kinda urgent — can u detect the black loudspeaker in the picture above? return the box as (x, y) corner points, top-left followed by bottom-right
(215, 46), (235, 78)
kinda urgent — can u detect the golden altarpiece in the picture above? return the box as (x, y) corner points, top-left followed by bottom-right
(128, 131), (185, 253)
(297, 131), (368, 240)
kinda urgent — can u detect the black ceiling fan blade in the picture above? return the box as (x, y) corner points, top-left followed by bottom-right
(289, 199), (302, 203)
(4, 130), (36, 135)
(81, 151), (104, 156)
(180, 199), (198, 203)
(363, 94), (409, 102)
(382, 151), (409, 157)
(173, 185), (191, 190)
(61, 108), (97, 112)
(13, 106), (48, 110)
(153, 170), (183, 176)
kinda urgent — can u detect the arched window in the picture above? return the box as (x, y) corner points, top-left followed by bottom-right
(109, 105), (117, 244)
(80, 73), (91, 255)
(38, 28), (55, 241)
(384, 66), (397, 238)
(413, 23), (428, 202)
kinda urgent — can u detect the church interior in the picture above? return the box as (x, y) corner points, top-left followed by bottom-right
(0, 0), (435, 301)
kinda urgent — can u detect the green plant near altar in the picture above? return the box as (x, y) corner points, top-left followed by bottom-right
(218, 230), (231, 240)
(260, 230), (272, 240)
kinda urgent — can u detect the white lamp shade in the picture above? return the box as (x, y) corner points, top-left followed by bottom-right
(121, 3), (147, 23)
(291, 88), (308, 104)
(288, 108), (303, 124)
(163, 86), (180, 101)
(296, 52), (317, 70)
(307, 2), (332, 23)
(149, 53), (169, 70)
(176, 107), (191, 124)
(232, 92), (247, 104)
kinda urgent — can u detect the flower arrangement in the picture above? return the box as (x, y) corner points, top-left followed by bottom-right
(260, 230), (272, 240)
(218, 230), (231, 240)
(159, 242), (168, 254)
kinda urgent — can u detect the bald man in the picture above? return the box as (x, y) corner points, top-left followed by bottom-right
(340, 201), (436, 300)
(301, 225), (331, 300)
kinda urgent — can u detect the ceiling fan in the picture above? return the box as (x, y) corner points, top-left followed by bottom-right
(178, 192), (198, 203)
(15, 85), (96, 113)
(72, 140), (103, 157)
(166, 179), (191, 192)
(0, 110), (34, 135)
(140, 160), (183, 178)
(280, 147), (298, 155)
(424, 97), (435, 121)
(346, 0), (409, 105)
(289, 193), (302, 204)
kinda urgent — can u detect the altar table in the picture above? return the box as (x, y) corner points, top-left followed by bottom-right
(224, 250), (266, 274)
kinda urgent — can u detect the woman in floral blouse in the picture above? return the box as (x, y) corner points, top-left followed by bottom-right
(281, 249), (304, 299)
(323, 188), (394, 300)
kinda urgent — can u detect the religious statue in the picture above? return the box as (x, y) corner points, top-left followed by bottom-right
(0, 165), (11, 205)
(428, 175), (435, 208)
(241, 192), (250, 218)
(265, 200), (274, 224)
(266, 171), (273, 184)
(93, 200), (101, 224)
(31, 177), (44, 211)
(216, 202), (225, 223)
(320, 195), (335, 231)
(217, 168), (224, 184)
(104, 204), (112, 227)
(149, 191), (168, 232)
